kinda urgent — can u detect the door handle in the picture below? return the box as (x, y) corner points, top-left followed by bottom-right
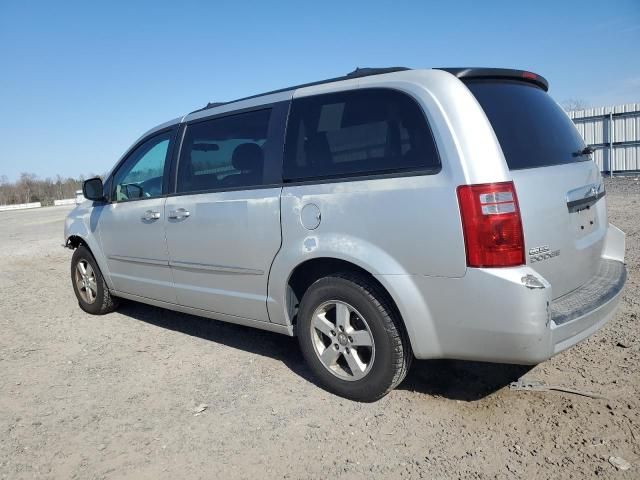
(169, 208), (190, 220)
(141, 210), (161, 221)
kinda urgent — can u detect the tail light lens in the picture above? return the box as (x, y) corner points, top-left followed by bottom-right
(457, 181), (525, 267)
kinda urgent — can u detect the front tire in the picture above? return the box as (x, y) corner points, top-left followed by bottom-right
(297, 273), (411, 402)
(71, 245), (119, 315)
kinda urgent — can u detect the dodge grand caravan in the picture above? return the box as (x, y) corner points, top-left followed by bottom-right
(65, 67), (627, 401)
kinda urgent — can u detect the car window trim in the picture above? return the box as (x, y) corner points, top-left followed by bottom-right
(281, 166), (442, 187)
(161, 168), (441, 199)
(167, 182), (284, 198)
(169, 124), (187, 194)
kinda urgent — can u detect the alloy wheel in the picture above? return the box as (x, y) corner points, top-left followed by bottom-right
(75, 259), (97, 304)
(310, 300), (375, 381)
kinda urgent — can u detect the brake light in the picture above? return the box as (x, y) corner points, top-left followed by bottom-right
(457, 182), (525, 268)
(522, 71), (537, 80)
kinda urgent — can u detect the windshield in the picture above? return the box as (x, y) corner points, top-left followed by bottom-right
(465, 80), (588, 170)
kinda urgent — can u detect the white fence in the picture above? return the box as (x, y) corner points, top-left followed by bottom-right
(0, 199), (76, 211)
(569, 103), (640, 173)
(54, 198), (77, 206)
(0, 202), (42, 212)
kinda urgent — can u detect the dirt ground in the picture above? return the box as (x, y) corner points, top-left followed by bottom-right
(0, 177), (638, 479)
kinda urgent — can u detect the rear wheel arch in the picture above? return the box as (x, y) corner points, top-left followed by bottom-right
(286, 257), (406, 333)
(293, 264), (413, 401)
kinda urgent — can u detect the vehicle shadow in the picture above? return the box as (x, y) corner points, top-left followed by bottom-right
(117, 301), (316, 383)
(399, 359), (532, 401)
(117, 301), (532, 401)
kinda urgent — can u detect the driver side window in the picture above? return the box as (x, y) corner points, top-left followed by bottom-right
(112, 131), (172, 202)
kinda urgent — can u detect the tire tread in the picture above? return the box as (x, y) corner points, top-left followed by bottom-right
(71, 245), (119, 315)
(331, 272), (412, 397)
(299, 272), (412, 401)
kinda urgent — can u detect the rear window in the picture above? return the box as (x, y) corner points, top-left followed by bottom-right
(465, 80), (588, 170)
(283, 88), (439, 181)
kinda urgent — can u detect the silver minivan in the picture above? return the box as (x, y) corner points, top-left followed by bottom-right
(66, 67), (627, 401)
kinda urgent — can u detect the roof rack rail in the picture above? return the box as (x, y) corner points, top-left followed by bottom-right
(204, 102), (227, 109)
(190, 66), (411, 114)
(346, 66), (411, 78)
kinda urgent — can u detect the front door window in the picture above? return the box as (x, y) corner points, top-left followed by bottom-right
(112, 132), (171, 201)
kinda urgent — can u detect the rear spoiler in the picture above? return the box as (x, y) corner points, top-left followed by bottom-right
(437, 68), (549, 92)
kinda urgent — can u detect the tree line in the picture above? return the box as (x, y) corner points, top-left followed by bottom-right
(0, 173), (93, 206)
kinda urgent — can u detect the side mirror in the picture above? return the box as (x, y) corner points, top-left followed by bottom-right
(83, 177), (105, 202)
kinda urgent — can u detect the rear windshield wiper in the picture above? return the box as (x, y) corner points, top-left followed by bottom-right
(573, 146), (594, 157)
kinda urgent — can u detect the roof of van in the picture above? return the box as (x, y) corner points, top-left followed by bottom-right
(190, 66), (549, 114)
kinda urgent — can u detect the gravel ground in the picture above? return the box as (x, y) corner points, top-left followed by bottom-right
(0, 177), (638, 479)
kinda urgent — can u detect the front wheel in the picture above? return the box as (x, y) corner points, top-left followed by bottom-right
(71, 245), (119, 315)
(297, 273), (411, 402)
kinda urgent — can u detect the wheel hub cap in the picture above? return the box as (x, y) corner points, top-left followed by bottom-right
(310, 300), (375, 381)
(74, 260), (97, 304)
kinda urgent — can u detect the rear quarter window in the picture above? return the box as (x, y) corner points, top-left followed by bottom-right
(465, 80), (588, 170)
(283, 88), (440, 181)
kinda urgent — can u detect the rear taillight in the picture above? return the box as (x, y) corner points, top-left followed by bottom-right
(457, 181), (525, 268)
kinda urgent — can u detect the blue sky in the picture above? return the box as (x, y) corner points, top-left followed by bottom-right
(0, 0), (638, 181)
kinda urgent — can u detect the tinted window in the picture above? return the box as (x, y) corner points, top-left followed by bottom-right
(112, 131), (172, 201)
(283, 89), (439, 181)
(465, 80), (587, 170)
(177, 109), (271, 193)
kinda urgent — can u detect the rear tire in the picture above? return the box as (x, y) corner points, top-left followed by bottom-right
(297, 273), (411, 402)
(71, 245), (119, 315)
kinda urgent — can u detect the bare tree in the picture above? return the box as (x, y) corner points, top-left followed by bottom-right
(561, 98), (589, 112)
(0, 175), (9, 205)
(17, 173), (38, 203)
(55, 174), (64, 199)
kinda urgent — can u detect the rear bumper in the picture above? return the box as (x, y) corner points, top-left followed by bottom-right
(380, 223), (626, 363)
(550, 259), (626, 355)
